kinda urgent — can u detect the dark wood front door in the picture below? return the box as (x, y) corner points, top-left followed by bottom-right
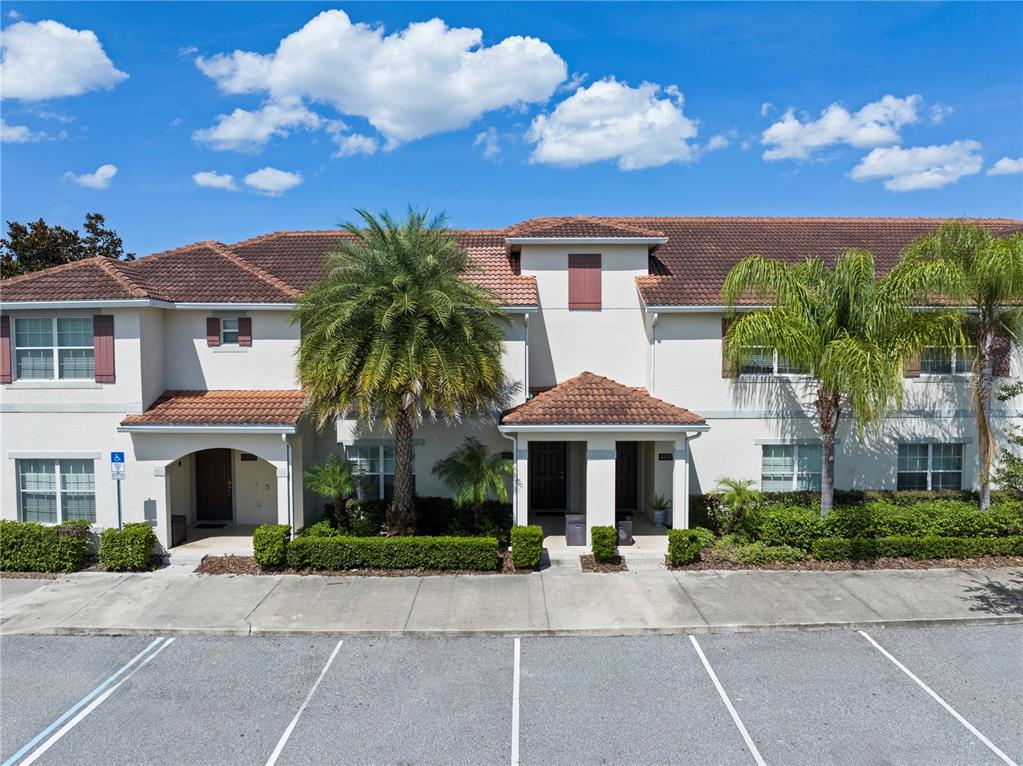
(530, 442), (567, 511)
(195, 449), (233, 521)
(615, 441), (638, 511)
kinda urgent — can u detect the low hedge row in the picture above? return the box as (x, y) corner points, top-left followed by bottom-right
(813, 535), (1023, 561)
(286, 534), (500, 571)
(590, 526), (617, 563)
(99, 523), (158, 571)
(0, 519), (92, 572)
(667, 527), (715, 565)
(510, 525), (543, 570)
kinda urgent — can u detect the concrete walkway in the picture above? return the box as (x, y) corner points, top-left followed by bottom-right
(1, 566), (1020, 637)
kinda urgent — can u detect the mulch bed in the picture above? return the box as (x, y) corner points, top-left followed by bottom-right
(194, 549), (536, 577)
(0, 570), (59, 580)
(580, 554), (628, 573)
(670, 554), (1023, 571)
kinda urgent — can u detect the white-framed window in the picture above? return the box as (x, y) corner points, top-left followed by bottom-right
(14, 317), (94, 380)
(921, 346), (974, 375)
(16, 459), (96, 523)
(347, 445), (415, 501)
(761, 444), (822, 491)
(221, 317), (240, 345)
(897, 443), (963, 490)
(740, 347), (808, 376)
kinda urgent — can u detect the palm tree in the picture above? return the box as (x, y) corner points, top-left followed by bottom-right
(722, 249), (961, 514)
(294, 209), (508, 533)
(889, 222), (1023, 510)
(432, 437), (514, 525)
(303, 454), (358, 528)
(710, 477), (763, 533)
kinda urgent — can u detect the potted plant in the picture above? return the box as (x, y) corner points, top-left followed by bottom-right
(650, 494), (671, 527)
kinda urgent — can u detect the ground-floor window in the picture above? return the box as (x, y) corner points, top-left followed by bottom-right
(16, 459), (96, 523)
(347, 445), (415, 501)
(761, 444), (822, 491)
(897, 443), (963, 490)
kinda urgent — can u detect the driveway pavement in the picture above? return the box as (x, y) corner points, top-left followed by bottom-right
(1, 627), (1020, 765)
(1, 566), (1021, 637)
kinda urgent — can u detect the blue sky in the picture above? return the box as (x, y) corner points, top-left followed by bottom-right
(2, 2), (1021, 256)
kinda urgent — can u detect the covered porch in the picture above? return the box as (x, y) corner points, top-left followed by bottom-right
(499, 372), (708, 548)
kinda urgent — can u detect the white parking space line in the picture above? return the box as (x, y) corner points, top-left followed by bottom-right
(2, 637), (172, 766)
(689, 635), (767, 766)
(511, 638), (521, 766)
(265, 639), (343, 766)
(858, 630), (1019, 766)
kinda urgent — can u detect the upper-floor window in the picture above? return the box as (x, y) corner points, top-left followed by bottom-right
(14, 317), (93, 380)
(897, 443), (963, 490)
(221, 317), (240, 345)
(740, 346), (808, 376)
(17, 458), (96, 523)
(568, 253), (601, 310)
(761, 444), (822, 491)
(921, 346), (974, 375)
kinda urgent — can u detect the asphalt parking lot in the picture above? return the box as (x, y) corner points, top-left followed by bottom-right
(1, 626), (1020, 766)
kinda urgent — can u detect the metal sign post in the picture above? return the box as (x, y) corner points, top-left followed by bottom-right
(111, 452), (125, 529)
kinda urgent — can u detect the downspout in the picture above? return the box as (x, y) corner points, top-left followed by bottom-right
(501, 431), (519, 526)
(282, 433), (293, 534)
(523, 312), (530, 399)
(649, 311), (659, 395)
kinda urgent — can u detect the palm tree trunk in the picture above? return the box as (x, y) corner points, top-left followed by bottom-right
(976, 324), (996, 511)
(389, 408), (416, 533)
(816, 389), (841, 516)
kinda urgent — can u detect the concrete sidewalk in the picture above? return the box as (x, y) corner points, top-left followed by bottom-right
(1, 566), (1020, 637)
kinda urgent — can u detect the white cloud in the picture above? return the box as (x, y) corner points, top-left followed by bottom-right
(705, 134), (730, 152)
(193, 98), (331, 152)
(178, 45), (199, 59)
(64, 163), (118, 189)
(333, 132), (378, 157)
(760, 102), (774, 117)
(762, 94), (922, 161)
(988, 157), (1023, 176)
(7, 10), (19, 19)
(195, 10), (566, 146)
(192, 170), (237, 190)
(928, 103), (953, 124)
(850, 140), (983, 191)
(1, 118), (46, 143)
(474, 126), (501, 160)
(243, 166), (302, 195)
(1, 20), (127, 101)
(527, 78), (699, 170)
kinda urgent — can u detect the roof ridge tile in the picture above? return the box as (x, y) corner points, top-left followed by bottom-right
(204, 242), (302, 299)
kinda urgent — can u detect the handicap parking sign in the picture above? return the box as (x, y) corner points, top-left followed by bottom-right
(111, 452), (126, 480)
(111, 452), (125, 463)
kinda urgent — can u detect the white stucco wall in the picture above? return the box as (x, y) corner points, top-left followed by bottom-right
(233, 452), (278, 525)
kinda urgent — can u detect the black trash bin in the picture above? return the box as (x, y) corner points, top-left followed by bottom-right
(565, 513), (586, 546)
(171, 514), (187, 547)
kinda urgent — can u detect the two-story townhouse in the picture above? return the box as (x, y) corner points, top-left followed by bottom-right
(1, 216), (1020, 552)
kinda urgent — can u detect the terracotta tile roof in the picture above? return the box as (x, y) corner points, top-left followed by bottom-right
(506, 217), (665, 239)
(501, 371), (705, 426)
(0, 257), (149, 301)
(630, 217), (1023, 306)
(121, 390), (306, 427)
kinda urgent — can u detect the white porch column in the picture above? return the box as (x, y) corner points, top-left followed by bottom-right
(671, 435), (690, 529)
(274, 464), (291, 530)
(585, 437), (617, 544)
(514, 437), (530, 526)
(153, 464), (171, 550)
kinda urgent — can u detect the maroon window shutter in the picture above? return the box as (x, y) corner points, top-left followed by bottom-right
(568, 253), (601, 310)
(206, 317), (221, 347)
(903, 349), (921, 378)
(721, 317), (736, 378)
(0, 316), (11, 384)
(238, 317), (252, 347)
(992, 335), (1011, 377)
(93, 315), (115, 383)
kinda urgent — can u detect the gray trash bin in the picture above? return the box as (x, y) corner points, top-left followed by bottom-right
(171, 514), (187, 547)
(565, 513), (586, 546)
(616, 519), (634, 546)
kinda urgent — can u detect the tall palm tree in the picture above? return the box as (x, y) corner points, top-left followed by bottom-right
(722, 249), (961, 514)
(303, 454), (358, 528)
(294, 209), (508, 533)
(432, 437), (514, 525)
(889, 222), (1023, 510)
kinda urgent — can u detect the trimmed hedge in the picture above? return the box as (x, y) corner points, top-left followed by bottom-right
(813, 535), (1023, 561)
(0, 519), (92, 572)
(590, 526), (618, 563)
(253, 524), (291, 567)
(286, 535), (500, 571)
(668, 527), (715, 565)
(739, 506), (824, 550)
(327, 496), (513, 544)
(734, 541), (807, 564)
(510, 525), (543, 570)
(99, 523), (157, 571)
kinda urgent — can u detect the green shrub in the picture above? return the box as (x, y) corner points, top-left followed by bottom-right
(735, 541), (807, 564)
(822, 501), (1023, 540)
(510, 525), (543, 570)
(99, 523), (157, 571)
(739, 506), (824, 550)
(0, 519), (92, 572)
(590, 526), (618, 563)
(668, 527), (715, 565)
(298, 520), (341, 538)
(812, 535), (1023, 561)
(253, 524), (291, 567)
(286, 535), (499, 571)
